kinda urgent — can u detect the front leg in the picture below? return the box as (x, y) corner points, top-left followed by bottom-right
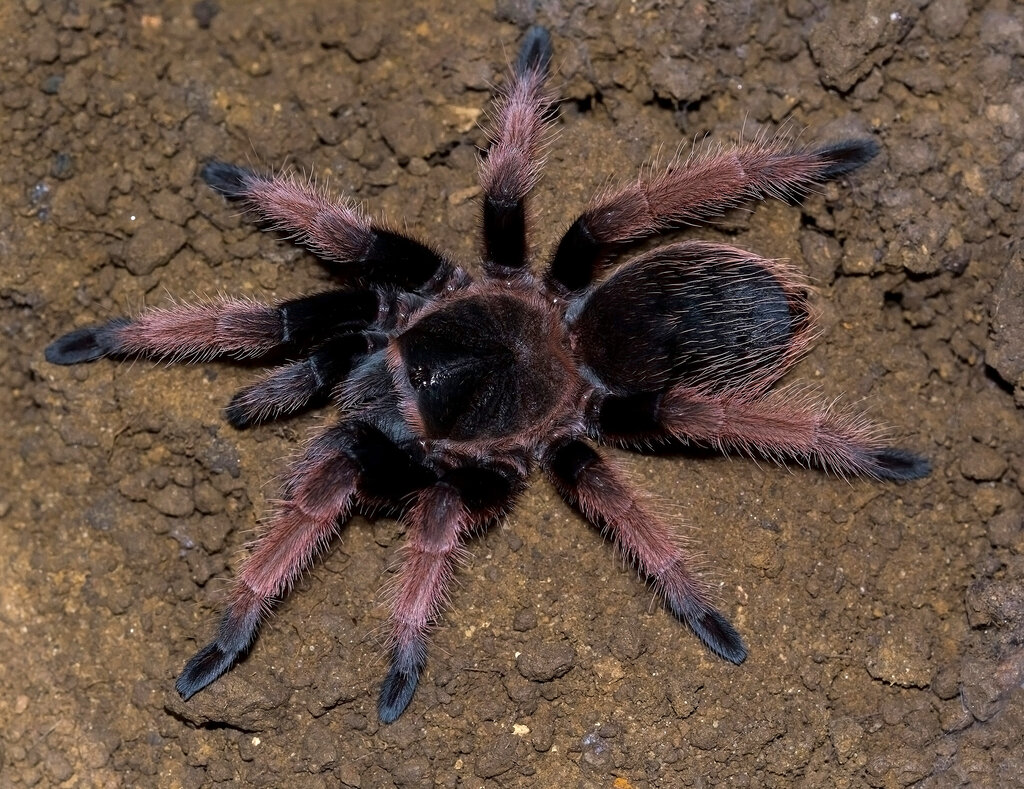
(45, 289), (379, 365)
(543, 437), (747, 664)
(202, 162), (464, 294)
(478, 26), (554, 276)
(545, 138), (879, 295)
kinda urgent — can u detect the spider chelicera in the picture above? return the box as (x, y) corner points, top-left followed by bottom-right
(45, 27), (929, 723)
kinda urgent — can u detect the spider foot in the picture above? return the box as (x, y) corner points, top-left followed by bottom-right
(814, 138), (881, 179)
(176, 642), (240, 700)
(867, 448), (931, 481)
(176, 607), (259, 700)
(45, 318), (129, 364)
(200, 160), (256, 199)
(378, 645), (426, 724)
(516, 25), (552, 76)
(670, 599), (748, 665)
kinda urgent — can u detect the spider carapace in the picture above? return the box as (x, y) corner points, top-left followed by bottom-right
(46, 27), (928, 722)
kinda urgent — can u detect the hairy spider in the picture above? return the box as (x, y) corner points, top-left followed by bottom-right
(46, 27), (928, 723)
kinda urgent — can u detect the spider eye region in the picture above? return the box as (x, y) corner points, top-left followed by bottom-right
(396, 292), (573, 442)
(407, 363), (436, 391)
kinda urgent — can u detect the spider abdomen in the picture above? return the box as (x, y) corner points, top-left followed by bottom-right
(569, 242), (812, 395)
(392, 286), (580, 443)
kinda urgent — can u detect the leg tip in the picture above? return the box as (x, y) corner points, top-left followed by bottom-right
(378, 664), (420, 724)
(377, 649), (426, 724)
(869, 448), (931, 481)
(44, 319), (127, 365)
(673, 601), (748, 665)
(224, 391), (258, 430)
(176, 642), (237, 700)
(516, 26), (552, 78)
(201, 160), (257, 199)
(815, 139), (881, 179)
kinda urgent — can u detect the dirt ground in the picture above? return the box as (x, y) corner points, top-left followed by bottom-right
(2, 0), (1023, 786)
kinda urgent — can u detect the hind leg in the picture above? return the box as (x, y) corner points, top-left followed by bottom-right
(176, 421), (434, 699)
(587, 385), (930, 481)
(543, 437), (747, 664)
(379, 461), (526, 722)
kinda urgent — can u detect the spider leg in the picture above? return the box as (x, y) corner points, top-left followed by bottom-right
(176, 421), (434, 700)
(542, 437), (747, 664)
(379, 461), (526, 723)
(588, 385), (931, 481)
(202, 162), (466, 294)
(225, 331), (387, 429)
(478, 25), (554, 277)
(45, 288), (379, 365)
(568, 238), (929, 479)
(545, 137), (879, 294)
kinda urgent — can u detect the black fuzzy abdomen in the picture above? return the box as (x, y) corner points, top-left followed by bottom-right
(570, 249), (801, 395)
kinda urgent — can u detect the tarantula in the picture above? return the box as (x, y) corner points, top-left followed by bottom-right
(46, 27), (928, 723)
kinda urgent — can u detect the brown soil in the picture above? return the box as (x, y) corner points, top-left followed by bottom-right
(3, 1), (1022, 787)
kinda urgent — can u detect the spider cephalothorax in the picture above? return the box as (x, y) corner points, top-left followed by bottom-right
(46, 27), (929, 723)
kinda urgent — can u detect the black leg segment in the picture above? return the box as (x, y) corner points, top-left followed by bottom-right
(482, 195), (528, 275)
(516, 25), (552, 78)
(225, 332), (386, 429)
(668, 597), (748, 665)
(360, 229), (457, 294)
(44, 318), (131, 364)
(378, 642), (427, 724)
(277, 290), (380, 350)
(176, 604), (261, 700)
(859, 448), (931, 481)
(545, 217), (604, 295)
(814, 139), (880, 180)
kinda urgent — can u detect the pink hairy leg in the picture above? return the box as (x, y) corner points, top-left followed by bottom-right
(546, 137), (878, 293)
(478, 45), (552, 210)
(478, 25), (554, 274)
(43, 297), (286, 364)
(204, 166), (374, 265)
(106, 297), (286, 360)
(44, 289), (379, 365)
(378, 484), (472, 722)
(659, 385), (928, 480)
(544, 438), (747, 663)
(176, 423), (363, 698)
(378, 460), (527, 722)
(581, 139), (873, 243)
(200, 162), (461, 292)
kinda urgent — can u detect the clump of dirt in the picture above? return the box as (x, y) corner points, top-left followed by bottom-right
(2, 0), (1021, 786)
